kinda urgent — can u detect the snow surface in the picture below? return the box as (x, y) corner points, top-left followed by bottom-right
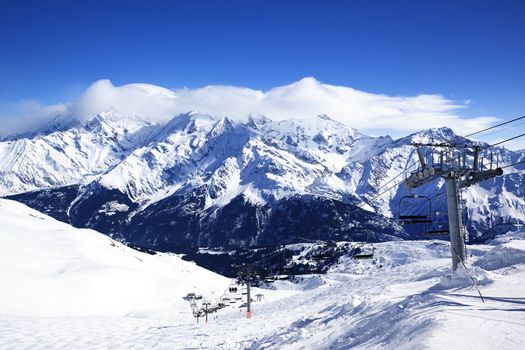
(1, 199), (525, 349)
(0, 198), (231, 318)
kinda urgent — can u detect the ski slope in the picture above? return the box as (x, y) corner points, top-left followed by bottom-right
(0, 198), (238, 318)
(1, 198), (525, 349)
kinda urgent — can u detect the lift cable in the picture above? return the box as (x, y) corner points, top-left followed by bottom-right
(501, 159), (525, 169)
(359, 180), (406, 208)
(466, 119), (525, 140)
(464, 115), (525, 138)
(440, 133), (525, 168)
(487, 132), (525, 148)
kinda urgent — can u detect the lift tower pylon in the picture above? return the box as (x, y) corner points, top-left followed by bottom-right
(404, 143), (503, 271)
(238, 265), (257, 319)
(444, 177), (465, 269)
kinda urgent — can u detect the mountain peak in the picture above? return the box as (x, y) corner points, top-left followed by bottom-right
(405, 127), (461, 144)
(85, 108), (153, 135)
(0, 114), (81, 141)
(316, 114), (333, 121)
(246, 115), (272, 130)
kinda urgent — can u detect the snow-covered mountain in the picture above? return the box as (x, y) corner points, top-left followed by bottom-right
(0, 109), (160, 195)
(2, 110), (524, 249)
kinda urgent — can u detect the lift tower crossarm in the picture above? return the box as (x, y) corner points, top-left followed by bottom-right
(459, 167), (503, 188)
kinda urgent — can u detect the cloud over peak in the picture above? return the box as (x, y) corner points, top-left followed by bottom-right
(0, 77), (497, 138)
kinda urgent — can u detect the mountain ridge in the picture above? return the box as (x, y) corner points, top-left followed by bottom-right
(2, 109), (524, 248)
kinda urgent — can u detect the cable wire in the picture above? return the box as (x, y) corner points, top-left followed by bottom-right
(360, 179), (406, 207)
(488, 133), (525, 148)
(464, 115), (525, 137)
(467, 119), (525, 140)
(440, 133), (525, 168)
(501, 159), (525, 169)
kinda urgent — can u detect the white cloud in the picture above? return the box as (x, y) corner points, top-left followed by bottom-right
(0, 77), (500, 138)
(0, 100), (68, 136)
(168, 77), (497, 135)
(69, 79), (179, 122)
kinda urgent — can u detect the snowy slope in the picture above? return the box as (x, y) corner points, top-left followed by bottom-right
(0, 198), (231, 317)
(232, 235), (525, 349)
(1, 199), (524, 349)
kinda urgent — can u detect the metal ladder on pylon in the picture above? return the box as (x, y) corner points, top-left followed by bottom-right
(458, 189), (469, 257)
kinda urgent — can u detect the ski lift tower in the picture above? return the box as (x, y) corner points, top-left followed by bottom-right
(238, 265), (258, 319)
(404, 143), (503, 271)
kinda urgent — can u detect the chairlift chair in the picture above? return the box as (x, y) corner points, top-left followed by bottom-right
(275, 274), (291, 280)
(183, 292), (196, 301)
(311, 253), (332, 261)
(425, 211), (450, 237)
(353, 252), (374, 259)
(397, 194), (433, 225)
(425, 223), (450, 237)
(308, 267), (323, 274)
(352, 242), (375, 259)
(425, 228), (449, 236)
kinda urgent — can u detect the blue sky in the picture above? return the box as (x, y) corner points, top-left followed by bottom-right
(0, 0), (524, 142)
